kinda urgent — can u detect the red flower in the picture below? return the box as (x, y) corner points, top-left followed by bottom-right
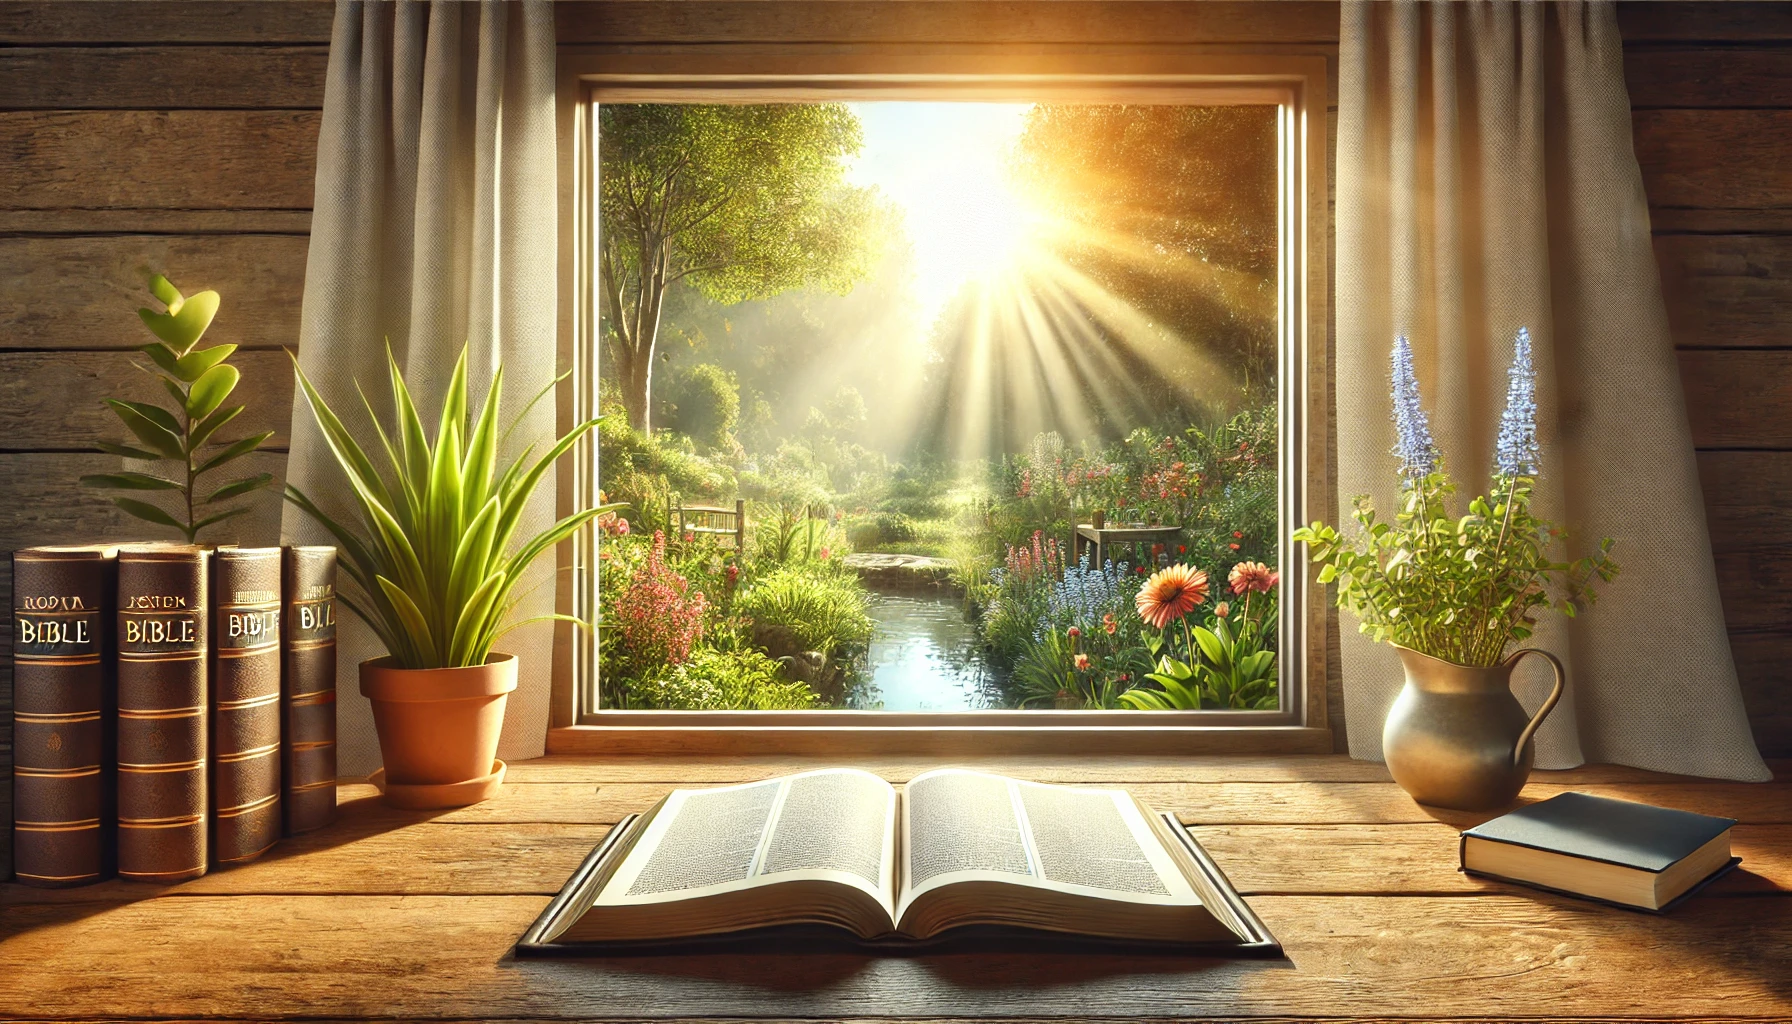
(818, 546), (832, 560)
(1232, 530), (1244, 539)
(1135, 564), (1209, 629)
(616, 519), (629, 536)
(1177, 545), (1186, 554)
(1229, 543), (1241, 551)
(1102, 612), (1117, 635)
(1074, 653), (1091, 671)
(1067, 626), (1081, 638)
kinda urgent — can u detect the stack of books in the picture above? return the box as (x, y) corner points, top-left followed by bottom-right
(10, 543), (339, 887)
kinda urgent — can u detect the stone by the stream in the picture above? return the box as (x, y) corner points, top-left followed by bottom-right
(841, 552), (957, 593)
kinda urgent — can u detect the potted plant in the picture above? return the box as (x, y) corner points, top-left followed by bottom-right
(287, 346), (621, 808)
(1293, 331), (1620, 810)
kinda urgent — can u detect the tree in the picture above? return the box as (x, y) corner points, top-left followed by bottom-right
(659, 362), (740, 452)
(1009, 105), (1280, 399)
(599, 103), (881, 432)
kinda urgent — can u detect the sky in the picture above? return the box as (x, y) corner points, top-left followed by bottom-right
(842, 102), (1034, 324)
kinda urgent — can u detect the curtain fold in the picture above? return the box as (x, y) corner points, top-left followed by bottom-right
(282, 0), (559, 774)
(1336, 0), (1767, 780)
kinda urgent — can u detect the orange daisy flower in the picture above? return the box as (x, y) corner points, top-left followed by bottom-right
(1135, 564), (1209, 629)
(1228, 561), (1278, 595)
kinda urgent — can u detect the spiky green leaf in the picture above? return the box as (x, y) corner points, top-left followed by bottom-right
(205, 472), (272, 504)
(97, 440), (165, 462)
(113, 497), (183, 530)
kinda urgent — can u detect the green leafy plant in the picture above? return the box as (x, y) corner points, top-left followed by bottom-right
(626, 647), (820, 710)
(1123, 617), (1277, 710)
(734, 563), (872, 656)
(1292, 332), (1619, 667)
(81, 274), (273, 540)
(286, 345), (621, 670)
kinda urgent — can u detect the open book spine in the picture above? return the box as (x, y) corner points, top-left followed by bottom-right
(280, 546), (336, 835)
(116, 544), (210, 883)
(10, 546), (116, 887)
(210, 547), (282, 866)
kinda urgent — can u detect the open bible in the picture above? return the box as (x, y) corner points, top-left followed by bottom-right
(516, 768), (1279, 955)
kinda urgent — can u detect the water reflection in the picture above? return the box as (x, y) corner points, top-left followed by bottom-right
(849, 591), (1005, 710)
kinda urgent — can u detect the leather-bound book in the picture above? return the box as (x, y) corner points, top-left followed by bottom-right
(11, 546), (117, 887)
(281, 546), (337, 835)
(116, 543), (210, 883)
(210, 547), (282, 865)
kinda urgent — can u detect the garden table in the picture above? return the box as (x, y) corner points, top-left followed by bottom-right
(1073, 523), (1185, 571)
(1, 753), (1787, 1022)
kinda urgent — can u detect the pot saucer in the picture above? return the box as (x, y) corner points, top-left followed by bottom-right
(368, 759), (506, 809)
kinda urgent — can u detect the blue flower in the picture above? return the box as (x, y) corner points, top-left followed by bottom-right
(1494, 327), (1541, 477)
(1046, 552), (1132, 630)
(1389, 335), (1439, 481)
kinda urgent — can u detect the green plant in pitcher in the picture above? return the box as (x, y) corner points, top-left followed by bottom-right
(81, 274), (273, 541)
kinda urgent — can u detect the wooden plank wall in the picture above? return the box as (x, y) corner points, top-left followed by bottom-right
(0, 0), (333, 881)
(1622, 2), (1792, 758)
(0, 0), (1786, 875)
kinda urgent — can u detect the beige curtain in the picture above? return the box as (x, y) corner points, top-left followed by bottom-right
(1336, 0), (1768, 780)
(281, 0), (559, 774)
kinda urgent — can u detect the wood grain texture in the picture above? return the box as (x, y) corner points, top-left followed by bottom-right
(1635, 110), (1792, 212)
(390, 779), (1792, 828)
(1731, 631), (1792, 759)
(1616, 2), (1792, 43)
(1625, 47), (1792, 108)
(0, 46), (327, 109)
(1679, 350), (1792, 450)
(0, 110), (319, 210)
(555, 1), (1342, 44)
(0, 892), (1786, 1020)
(0, 450), (285, 551)
(0, 209), (313, 235)
(0, 235), (308, 351)
(1657, 235), (1792, 350)
(0, 349), (293, 451)
(0, 1), (335, 44)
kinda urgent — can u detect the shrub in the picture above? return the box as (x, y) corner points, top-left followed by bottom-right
(597, 414), (731, 532)
(846, 510), (915, 550)
(627, 647), (820, 710)
(736, 563), (873, 656)
(659, 362), (740, 452)
(612, 531), (707, 670)
(978, 530), (1066, 662)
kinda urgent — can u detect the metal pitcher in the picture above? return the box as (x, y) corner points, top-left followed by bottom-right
(1382, 645), (1565, 811)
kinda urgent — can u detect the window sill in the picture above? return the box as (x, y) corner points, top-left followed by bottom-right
(547, 722), (1334, 756)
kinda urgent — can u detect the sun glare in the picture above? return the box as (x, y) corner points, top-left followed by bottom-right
(845, 102), (1034, 319)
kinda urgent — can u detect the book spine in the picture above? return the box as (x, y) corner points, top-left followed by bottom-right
(210, 548), (282, 866)
(281, 546), (336, 835)
(116, 545), (209, 883)
(10, 548), (115, 887)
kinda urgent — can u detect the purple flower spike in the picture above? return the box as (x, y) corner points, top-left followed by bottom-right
(1495, 327), (1540, 477)
(1389, 335), (1439, 482)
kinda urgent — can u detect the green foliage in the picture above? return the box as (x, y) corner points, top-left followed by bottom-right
(1011, 104), (1279, 402)
(846, 511), (915, 551)
(286, 345), (619, 670)
(625, 647), (820, 710)
(734, 563), (872, 657)
(596, 410), (730, 533)
(81, 274), (273, 541)
(1122, 610), (1278, 711)
(1293, 473), (1620, 667)
(753, 502), (835, 566)
(599, 103), (885, 429)
(659, 362), (740, 452)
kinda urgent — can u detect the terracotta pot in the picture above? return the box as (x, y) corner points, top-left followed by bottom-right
(360, 653), (516, 807)
(1383, 645), (1565, 811)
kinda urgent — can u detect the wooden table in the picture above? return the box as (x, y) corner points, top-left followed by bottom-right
(1072, 523), (1184, 570)
(2, 754), (1788, 1021)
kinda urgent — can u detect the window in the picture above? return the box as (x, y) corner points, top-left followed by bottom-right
(554, 53), (1329, 754)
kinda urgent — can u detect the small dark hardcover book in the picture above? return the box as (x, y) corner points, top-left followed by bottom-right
(116, 543), (210, 883)
(210, 547), (283, 866)
(1460, 792), (1739, 912)
(281, 546), (337, 835)
(11, 545), (117, 887)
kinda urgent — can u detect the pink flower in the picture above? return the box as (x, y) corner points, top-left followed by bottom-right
(1135, 564), (1209, 629)
(818, 546), (832, 560)
(1228, 561), (1278, 595)
(1214, 601), (1230, 618)
(615, 518), (629, 536)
